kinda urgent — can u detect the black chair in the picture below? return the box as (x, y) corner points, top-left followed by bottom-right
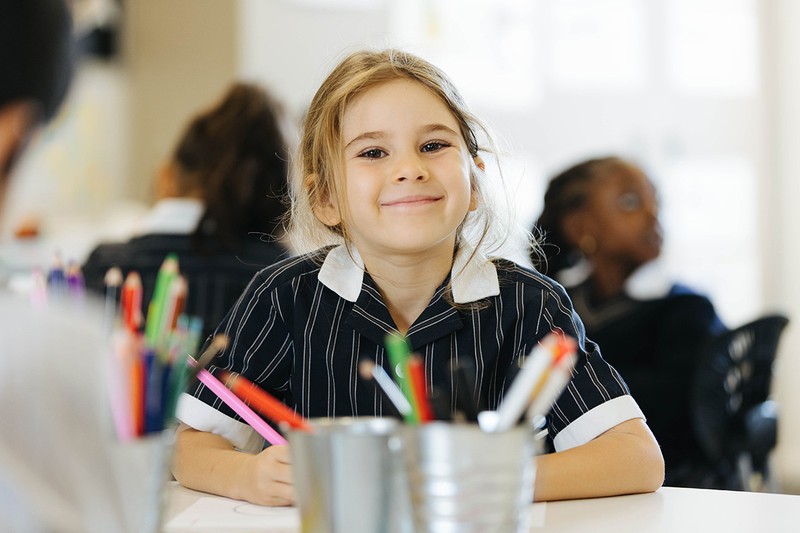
(691, 314), (789, 491)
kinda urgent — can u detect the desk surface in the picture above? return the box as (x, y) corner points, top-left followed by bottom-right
(163, 482), (799, 532)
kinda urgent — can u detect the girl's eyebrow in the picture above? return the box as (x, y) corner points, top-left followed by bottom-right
(344, 131), (384, 149)
(344, 123), (459, 150)
(422, 123), (459, 136)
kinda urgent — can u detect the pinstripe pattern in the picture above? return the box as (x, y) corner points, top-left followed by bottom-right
(190, 247), (632, 440)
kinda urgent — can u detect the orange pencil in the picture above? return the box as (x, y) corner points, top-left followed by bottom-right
(125, 332), (145, 436)
(165, 275), (187, 331)
(408, 355), (434, 422)
(220, 371), (312, 432)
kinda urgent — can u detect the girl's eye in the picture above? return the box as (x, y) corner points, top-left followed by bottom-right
(617, 192), (643, 212)
(421, 141), (449, 153)
(358, 148), (385, 159)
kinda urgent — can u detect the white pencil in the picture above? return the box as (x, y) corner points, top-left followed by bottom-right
(484, 333), (562, 432)
(525, 351), (577, 421)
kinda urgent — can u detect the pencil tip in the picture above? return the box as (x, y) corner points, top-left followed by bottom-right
(358, 359), (375, 379)
(104, 266), (123, 286)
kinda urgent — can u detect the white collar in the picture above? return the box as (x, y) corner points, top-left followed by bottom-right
(556, 258), (672, 300)
(318, 244), (500, 304)
(135, 198), (204, 236)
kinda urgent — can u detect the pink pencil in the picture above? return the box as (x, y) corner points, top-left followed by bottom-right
(186, 358), (287, 446)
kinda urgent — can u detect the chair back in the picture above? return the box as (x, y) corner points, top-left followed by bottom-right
(691, 314), (789, 488)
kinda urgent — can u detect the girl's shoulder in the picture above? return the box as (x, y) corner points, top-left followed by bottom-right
(248, 246), (333, 291)
(492, 257), (570, 296)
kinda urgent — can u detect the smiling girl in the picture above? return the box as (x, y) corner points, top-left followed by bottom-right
(172, 50), (664, 506)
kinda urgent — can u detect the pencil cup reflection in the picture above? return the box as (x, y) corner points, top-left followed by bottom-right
(288, 418), (412, 533)
(399, 423), (536, 533)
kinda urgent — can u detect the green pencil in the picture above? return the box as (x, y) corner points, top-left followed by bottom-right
(144, 253), (179, 349)
(385, 331), (419, 424)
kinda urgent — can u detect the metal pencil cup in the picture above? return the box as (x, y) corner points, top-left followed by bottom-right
(400, 423), (536, 533)
(288, 417), (412, 533)
(113, 428), (175, 533)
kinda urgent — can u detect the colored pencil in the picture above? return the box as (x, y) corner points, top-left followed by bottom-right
(525, 350), (577, 420)
(164, 276), (187, 331)
(144, 254), (179, 347)
(358, 359), (412, 417)
(385, 332), (419, 423)
(220, 371), (313, 432)
(30, 267), (47, 309)
(46, 252), (66, 297)
(187, 360), (288, 445)
(450, 359), (480, 422)
(66, 261), (85, 302)
(488, 332), (567, 432)
(187, 335), (229, 382)
(103, 267), (122, 330)
(120, 271), (143, 333)
(408, 355), (434, 422)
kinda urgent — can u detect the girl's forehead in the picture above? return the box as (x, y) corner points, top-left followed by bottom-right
(344, 78), (449, 118)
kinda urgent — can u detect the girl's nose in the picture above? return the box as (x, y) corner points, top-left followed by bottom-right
(394, 151), (428, 182)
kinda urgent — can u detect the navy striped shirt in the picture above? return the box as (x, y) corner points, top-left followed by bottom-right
(179, 245), (643, 452)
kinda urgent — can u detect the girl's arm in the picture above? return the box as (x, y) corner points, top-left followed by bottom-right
(533, 418), (664, 501)
(171, 423), (295, 506)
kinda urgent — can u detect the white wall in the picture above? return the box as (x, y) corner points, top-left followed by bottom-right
(766, 0), (800, 494)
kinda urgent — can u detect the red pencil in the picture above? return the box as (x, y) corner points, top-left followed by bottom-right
(220, 371), (313, 432)
(120, 271), (143, 333)
(408, 355), (434, 422)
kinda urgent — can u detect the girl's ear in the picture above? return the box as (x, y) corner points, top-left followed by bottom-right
(307, 173), (342, 227)
(468, 156), (485, 211)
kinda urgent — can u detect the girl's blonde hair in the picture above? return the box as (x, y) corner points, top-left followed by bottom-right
(289, 48), (517, 267)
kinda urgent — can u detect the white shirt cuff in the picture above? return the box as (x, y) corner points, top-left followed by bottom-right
(176, 393), (265, 453)
(553, 395), (645, 452)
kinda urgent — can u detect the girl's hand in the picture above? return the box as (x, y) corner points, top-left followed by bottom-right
(244, 444), (295, 506)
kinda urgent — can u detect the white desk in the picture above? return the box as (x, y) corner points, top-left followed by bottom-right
(163, 482), (799, 532)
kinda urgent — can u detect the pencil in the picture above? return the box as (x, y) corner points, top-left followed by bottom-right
(408, 355), (434, 422)
(489, 332), (562, 432)
(525, 350), (577, 420)
(358, 359), (412, 418)
(450, 359), (480, 422)
(30, 267), (47, 308)
(103, 267), (122, 330)
(109, 328), (137, 441)
(144, 254), (179, 348)
(186, 359), (288, 445)
(66, 261), (85, 302)
(46, 252), (66, 297)
(120, 271), (143, 333)
(156, 275), (187, 360)
(164, 275), (187, 331)
(187, 334), (229, 382)
(220, 371), (313, 432)
(385, 332), (419, 423)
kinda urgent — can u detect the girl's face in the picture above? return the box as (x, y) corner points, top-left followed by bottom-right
(576, 163), (662, 270)
(321, 78), (478, 259)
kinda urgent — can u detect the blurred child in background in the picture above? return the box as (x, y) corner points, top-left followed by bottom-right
(82, 82), (292, 338)
(533, 155), (727, 487)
